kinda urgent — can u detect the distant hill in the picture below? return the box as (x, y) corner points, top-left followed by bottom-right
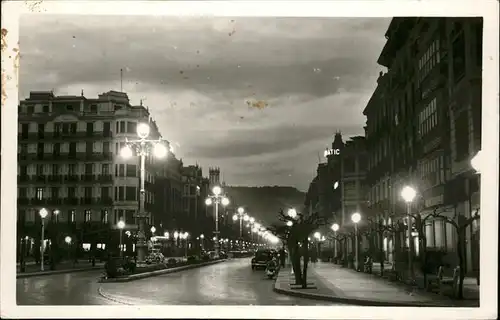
(224, 186), (306, 226)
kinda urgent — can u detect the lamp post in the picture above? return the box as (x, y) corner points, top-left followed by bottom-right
(351, 212), (361, 271)
(120, 122), (169, 264)
(173, 231), (179, 248)
(314, 232), (321, 259)
(205, 186), (230, 257)
(39, 208), (48, 271)
(401, 185), (417, 282)
(232, 207), (249, 245)
(331, 223), (339, 259)
(181, 232), (189, 258)
(199, 234), (205, 251)
(65, 236), (72, 262)
(117, 220), (125, 257)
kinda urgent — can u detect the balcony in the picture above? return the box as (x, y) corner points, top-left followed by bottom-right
(80, 174), (96, 182)
(66, 175), (79, 182)
(81, 198), (93, 205)
(47, 198), (64, 205)
(48, 175), (64, 183)
(17, 198), (30, 205)
(98, 174), (113, 182)
(17, 175), (30, 183)
(35, 175), (48, 183)
(63, 198), (79, 205)
(31, 198), (48, 205)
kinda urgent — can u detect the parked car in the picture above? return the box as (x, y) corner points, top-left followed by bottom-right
(219, 251), (228, 259)
(251, 249), (273, 270)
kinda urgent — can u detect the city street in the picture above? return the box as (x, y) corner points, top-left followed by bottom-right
(17, 258), (342, 305)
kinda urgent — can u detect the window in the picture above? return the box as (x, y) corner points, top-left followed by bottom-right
(102, 164), (110, 175)
(85, 163), (93, 175)
(54, 123), (61, 137)
(51, 187), (59, 199)
(84, 187), (92, 199)
(118, 187), (124, 201)
(37, 143), (44, 159)
(103, 142), (110, 154)
(19, 187), (27, 198)
(86, 122), (94, 136)
(68, 164), (76, 176)
(21, 123), (29, 138)
(101, 210), (108, 223)
(27, 105), (34, 114)
(84, 210), (92, 222)
(69, 210), (75, 223)
(127, 122), (136, 134)
(418, 39), (440, 83)
(86, 142), (93, 154)
(90, 105), (98, 113)
(452, 31), (466, 83)
(62, 123), (70, 134)
(101, 187), (110, 199)
(66, 105), (74, 111)
(126, 187), (136, 201)
(36, 164), (44, 175)
(52, 164), (59, 175)
(418, 98), (438, 138)
(119, 121), (125, 133)
(119, 164), (125, 177)
(103, 122), (111, 136)
(36, 187), (43, 200)
(38, 124), (45, 139)
(70, 123), (77, 134)
(69, 142), (76, 157)
(126, 164), (137, 177)
(42, 105), (49, 113)
(19, 165), (28, 176)
(68, 187), (76, 198)
(53, 143), (61, 157)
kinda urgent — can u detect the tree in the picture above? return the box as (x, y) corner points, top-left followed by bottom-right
(431, 208), (480, 299)
(270, 209), (329, 288)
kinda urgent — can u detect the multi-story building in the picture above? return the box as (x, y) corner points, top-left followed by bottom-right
(16, 90), (169, 259)
(363, 17), (482, 272)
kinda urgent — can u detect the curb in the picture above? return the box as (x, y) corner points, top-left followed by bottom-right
(17, 266), (104, 279)
(97, 286), (134, 305)
(273, 269), (465, 307)
(99, 259), (227, 283)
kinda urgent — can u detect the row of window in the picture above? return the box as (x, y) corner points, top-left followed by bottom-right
(419, 155), (445, 188)
(19, 120), (144, 136)
(418, 98), (438, 137)
(19, 163), (111, 176)
(418, 39), (441, 83)
(18, 186), (154, 202)
(19, 141), (112, 155)
(19, 208), (111, 224)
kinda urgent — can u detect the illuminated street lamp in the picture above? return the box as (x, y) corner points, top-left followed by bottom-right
(232, 207), (248, 242)
(287, 208), (297, 219)
(117, 220), (125, 257)
(401, 185), (417, 281)
(38, 208), (49, 271)
(286, 220), (293, 227)
(120, 122), (169, 264)
(351, 212), (361, 271)
(206, 186), (230, 256)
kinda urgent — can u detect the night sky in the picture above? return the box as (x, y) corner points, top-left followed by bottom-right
(19, 15), (390, 191)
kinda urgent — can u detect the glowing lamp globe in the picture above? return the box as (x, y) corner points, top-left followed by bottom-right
(331, 223), (339, 232)
(401, 186), (417, 203)
(153, 143), (167, 158)
(287, 208), (297, 218)
(205, 198), (213, 206)
(174, 231), (179, 239)
(314, 232), (321, 239)
(117, 220), (125, 229)
(164, 232), (169, 238)
(243, 214), (249, 221)
(136, 122), (150, 139)
(351, 212), (361, 224)
(232, 215), (238, 221)
(286, 221), (293, 227)
(150, 226), (156, 233)
(212, 186), (222, 196)
(221, 197), (230, 206)
(250, 217), (255, 223)
(39, 208), (48, 219)
(120, 145), (133, 159)
(238, 207), (244, 214)
(64, 236), (72, 244)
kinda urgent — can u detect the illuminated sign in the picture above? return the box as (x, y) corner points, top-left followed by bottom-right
(324, 148), (340, 157)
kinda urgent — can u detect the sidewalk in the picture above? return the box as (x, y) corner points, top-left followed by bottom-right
(17, 260), (104, 278)
(308, 262), (479, 307)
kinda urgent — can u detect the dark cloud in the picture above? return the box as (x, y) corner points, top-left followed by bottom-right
(19, 15), (390, 191)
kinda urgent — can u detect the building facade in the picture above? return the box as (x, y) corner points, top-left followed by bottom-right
(363, 17), (482, 272)
(17, 90), (168, 259)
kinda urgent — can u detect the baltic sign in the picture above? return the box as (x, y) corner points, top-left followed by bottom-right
(324, 148), (340, 157)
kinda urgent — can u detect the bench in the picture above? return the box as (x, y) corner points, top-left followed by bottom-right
(427, 265), (459, 295)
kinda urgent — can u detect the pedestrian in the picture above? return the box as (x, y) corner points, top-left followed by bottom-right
(279, 247), (286, 268)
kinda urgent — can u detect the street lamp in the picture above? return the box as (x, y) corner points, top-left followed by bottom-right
(233, 207), (249, 243)
(117, 220), (125, 257)
(64, 236), (72, 262)
(205, 186), (230, 256)
(164, 231), (169, 239)
(181, 232), (189, 258)
(39, 208), (48, 271)
(401, 185), (417, 281)
(287, 208), (297, 219)
(286, 220), (293, 227)
(351, 212), (361, 271)
(313, 232), (321, 259)
(120, 122), (169, 264)
(331, 223), (339, 258)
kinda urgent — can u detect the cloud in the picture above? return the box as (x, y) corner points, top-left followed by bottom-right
(19, 15), (390, 191)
